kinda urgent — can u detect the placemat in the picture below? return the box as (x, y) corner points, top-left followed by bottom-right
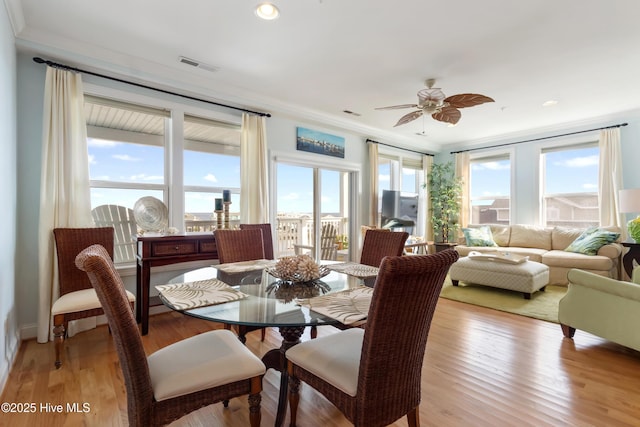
(297, 285), (373, 325)
(155, 279), (249, 310)
(325, 262), (379, 278)
(215, 259), (276, 273)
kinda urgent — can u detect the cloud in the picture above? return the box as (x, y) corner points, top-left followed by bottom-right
(582, 183), (598, 190)
(87, 138), (119, 147)
(472, 161), (510, 171)
(379, 174), (390, 182)
(113, 154), (140, 161)
(554, 155), (598, 168)
(281, 192), (299, 201)
(204, 174), (218, 183)
(88, 154), (96, 165)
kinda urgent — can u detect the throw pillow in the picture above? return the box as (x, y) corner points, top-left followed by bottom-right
(462, 226), (498, 247)
(564, 227), (620, 255)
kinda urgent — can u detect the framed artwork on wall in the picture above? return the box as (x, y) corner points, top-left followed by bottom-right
(296, 127), (345, 158)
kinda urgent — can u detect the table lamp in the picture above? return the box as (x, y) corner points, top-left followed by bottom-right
(618, 188), (640, 242)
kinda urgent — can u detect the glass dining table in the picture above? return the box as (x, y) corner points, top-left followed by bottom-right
(162, 263), (372, 427)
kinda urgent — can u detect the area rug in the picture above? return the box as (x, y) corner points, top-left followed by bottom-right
(439, 276), (567, 323)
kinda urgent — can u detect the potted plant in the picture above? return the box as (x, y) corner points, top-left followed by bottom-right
(425, 161), (463, 250)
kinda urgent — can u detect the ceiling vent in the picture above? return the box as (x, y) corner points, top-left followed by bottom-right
(178, 56), (219, 73)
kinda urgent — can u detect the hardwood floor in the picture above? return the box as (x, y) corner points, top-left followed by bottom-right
(2, 298), (640, 427)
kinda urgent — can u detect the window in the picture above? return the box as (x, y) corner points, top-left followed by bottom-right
(183, 114), (241, 231)
(377, 154), (424, 236)
(541, 143), (599, 228)
(469, 154), (511, 224)
(85, 95), (241, 263)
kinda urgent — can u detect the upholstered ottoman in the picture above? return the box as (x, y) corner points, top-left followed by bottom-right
(449, 257), (549, 299)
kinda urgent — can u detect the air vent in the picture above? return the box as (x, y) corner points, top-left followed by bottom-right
(178, 56), (219, 73)
(343, 109), (362, 117)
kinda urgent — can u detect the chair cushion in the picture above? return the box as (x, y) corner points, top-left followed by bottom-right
(147, 329), (266, 401)
(52, 288), (135, 315)
(286, 328), (364, 397)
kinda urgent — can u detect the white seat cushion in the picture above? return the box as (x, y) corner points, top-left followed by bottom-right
(147, 329), (266, 401)
(286, 328), (364, 397)
(51, 288), (135, 315)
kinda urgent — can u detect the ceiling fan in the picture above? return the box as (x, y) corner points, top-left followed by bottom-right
(375, 78), (494, 127)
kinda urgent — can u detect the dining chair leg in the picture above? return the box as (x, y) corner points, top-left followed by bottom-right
(248, 376), (263, 427)
(310, 325), (317, 339)
(287, 365), (300, 427)
(261, 327), (266, 341)
(406, 407), (420, 427)
(53, 314), (66, 369)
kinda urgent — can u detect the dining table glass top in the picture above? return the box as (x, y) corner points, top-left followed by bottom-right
(163, 264), (368, 328)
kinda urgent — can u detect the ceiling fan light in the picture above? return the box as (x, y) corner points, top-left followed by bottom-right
(256, 3), (280, 20)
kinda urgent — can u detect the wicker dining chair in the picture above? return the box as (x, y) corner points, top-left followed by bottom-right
(215, 228), (268, 341)
(75, 244), (266, 427)
(215, 229), (266, 264)
(239, 223), (274, 260)
(360, 229), (409, 267)
(286, 250), (459, 427)
(52, 227), (136, 369)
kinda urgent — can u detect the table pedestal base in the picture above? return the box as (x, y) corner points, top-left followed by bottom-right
(262, 326), (305, 427)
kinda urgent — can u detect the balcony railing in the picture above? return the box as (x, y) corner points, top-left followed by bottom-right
(184, 214), (347, 258)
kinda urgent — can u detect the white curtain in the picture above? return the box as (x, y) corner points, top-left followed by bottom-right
(368, 142), (379, 226)
(455, 152), (471, 233)
(37, 67), (92, 343)
(240, 113), (269, 223)
(423, 155), (434, 242)
(598, 128), (626, 238)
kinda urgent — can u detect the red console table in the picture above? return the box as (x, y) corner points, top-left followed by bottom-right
(135, 233), (218, 335)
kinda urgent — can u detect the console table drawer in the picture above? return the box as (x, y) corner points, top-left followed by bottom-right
(200, 241), (217, 253)
(151, 242), (198, 256)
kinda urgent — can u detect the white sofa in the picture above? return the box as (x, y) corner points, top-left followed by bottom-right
(454, 224), (623, 285)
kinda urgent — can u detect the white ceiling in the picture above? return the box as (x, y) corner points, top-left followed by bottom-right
(8, 0), (640, 153)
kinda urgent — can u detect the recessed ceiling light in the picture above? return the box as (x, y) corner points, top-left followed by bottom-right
(543, 100), (558, 107)
(255, 3), (280, 20)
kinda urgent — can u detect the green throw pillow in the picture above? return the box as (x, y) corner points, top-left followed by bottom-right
(462, 226), (498, 247)
(564, 227), (619, 255)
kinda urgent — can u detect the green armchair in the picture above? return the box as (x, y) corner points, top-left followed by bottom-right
(559, 268), (640, 352)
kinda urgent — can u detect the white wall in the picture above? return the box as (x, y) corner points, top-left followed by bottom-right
(0, 2), (19, 394)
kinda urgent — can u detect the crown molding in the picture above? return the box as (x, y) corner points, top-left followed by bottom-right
(3, 0), (24, 35)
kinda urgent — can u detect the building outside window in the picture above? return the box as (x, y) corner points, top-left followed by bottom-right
(541, 143), (599, 228)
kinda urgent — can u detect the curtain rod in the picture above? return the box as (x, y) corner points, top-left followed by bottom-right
(450, 122), (628, 154)
(366, 138), (434, 156)
(33, 57), (271, 117)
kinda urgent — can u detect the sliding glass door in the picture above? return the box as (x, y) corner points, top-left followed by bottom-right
(275, 162), (352, 261)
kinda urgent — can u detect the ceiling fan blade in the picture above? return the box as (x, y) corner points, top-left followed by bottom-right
(375, 104), (418, 110)
(394, 110), (424, 127)
(432, 106), (461, 125)
(444, 94), (494, 108)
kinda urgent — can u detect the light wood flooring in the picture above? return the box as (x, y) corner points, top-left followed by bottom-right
(2, 298), (640, 427)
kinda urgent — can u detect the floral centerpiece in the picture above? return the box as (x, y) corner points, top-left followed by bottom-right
(265, 255), (330, 302)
